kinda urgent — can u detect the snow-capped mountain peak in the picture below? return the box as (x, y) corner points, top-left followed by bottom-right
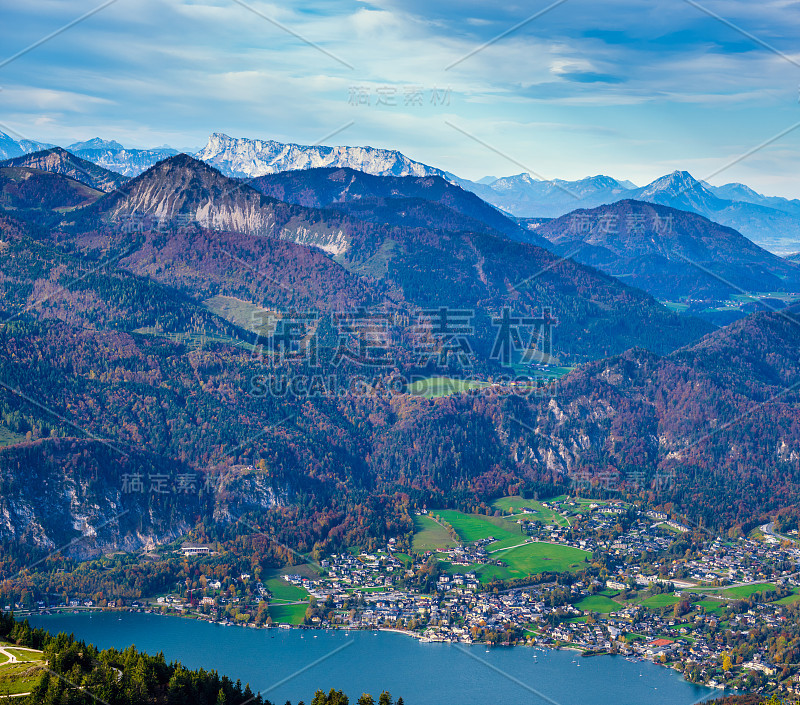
(638, 170), (709, 199)
(195, 133), (446, 179)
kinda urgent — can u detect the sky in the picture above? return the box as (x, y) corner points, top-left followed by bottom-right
(0, 0), (799, 196)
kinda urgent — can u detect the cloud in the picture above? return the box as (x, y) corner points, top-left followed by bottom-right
(0, 0), (796, 195)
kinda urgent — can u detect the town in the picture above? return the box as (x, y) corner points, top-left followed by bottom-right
(14, 495), (800, 699)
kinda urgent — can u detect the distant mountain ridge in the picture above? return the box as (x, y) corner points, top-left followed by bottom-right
(68, 139), (179, 177)
(537, 199), (800, 302)
(8, 129), (800, 251)
(467, 170), (800, 254)
(196, 132), (447, 179)
(0, 130), (55, 160)
(0, 147), (128, 193)
(453, 173), (635, 219)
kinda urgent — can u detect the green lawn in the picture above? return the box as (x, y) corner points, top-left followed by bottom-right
(697, 599), (725, 615)
(434, 510), (523, 548)
(491, 497), (569, 527)
(638, 594), (681, 609)
(407, 376), (490, 398)
(268, 603), (308, 625)
(776, 592), (800, 606)
(392, 552), (412, 566)
(0, 647), (45, 695)
(5, 649), (42, 662)
(719, 583), (778, 600)
(470, 541), (589, 582)
(265, 575), (309, 603)
(412, 514), (457, 551)
(575, 595), (619, 614)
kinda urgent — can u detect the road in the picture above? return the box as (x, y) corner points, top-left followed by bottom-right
(0, 646), (44, 700)
(0, 646), (41, 664)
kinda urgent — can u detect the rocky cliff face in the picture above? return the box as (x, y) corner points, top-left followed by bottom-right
(86, 154), (351, 255)
(0, 439), (205, 559)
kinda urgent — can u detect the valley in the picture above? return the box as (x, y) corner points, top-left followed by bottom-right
(0, 136), (797, 704)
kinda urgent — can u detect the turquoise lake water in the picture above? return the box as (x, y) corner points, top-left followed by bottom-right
(28, 612), (720, 705)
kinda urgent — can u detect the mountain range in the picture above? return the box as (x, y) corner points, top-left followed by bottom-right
(4, 129), (798, 252)
(471, 170), (800, 254)
(5, 147), (796, 315)
(66, 137), (178, 177)
(537, 199), (800, 303)
(0, 131), (54, 160)
(60, 153), (709, 362)
(196, 132), (446, 179)
(0, 139), (797, 562)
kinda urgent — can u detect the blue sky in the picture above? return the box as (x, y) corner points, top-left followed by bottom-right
(1, 0), (799, 196)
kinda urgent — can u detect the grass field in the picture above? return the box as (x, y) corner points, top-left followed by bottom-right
(268, 603), (308, 625)
(264, 575), (309, 603)
(661, 301), (690, 313)
(412, 514), (457, 551)
(0, 647), (45, 695)
(719, 583), (778, 600)
(5, 649), (41, 663)
(776, 592), (800, 606)
(275, 563), (322, 580)
(407, 377), (490, 398)
(203, 295), (279, 334)
(434, 510), (524, 549)
(696, 583), (779, 601)
(639, 594), (681, 609)
(697, 598), (725, 615)
(491, 497), (569, 527)
(471, 541), (589, 582)
(392, 552), (412, 566)
(575, 595), (619, 614)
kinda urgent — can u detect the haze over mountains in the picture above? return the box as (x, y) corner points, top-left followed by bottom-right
(4, 145), (799, 320)
(2, 129), (798, 252)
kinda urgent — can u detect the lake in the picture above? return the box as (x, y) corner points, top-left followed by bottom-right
(29, 612), (720, 705)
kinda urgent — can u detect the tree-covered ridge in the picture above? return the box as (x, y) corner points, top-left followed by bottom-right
(0, 158), (797, 576)
(0, 308), (797, 576)
(0, 613), (401, 705)
(248, 165), (545, 245)
(537, 199), (800, 300)
(0, 146), (128, 193)
(59, 154), (712, 363)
